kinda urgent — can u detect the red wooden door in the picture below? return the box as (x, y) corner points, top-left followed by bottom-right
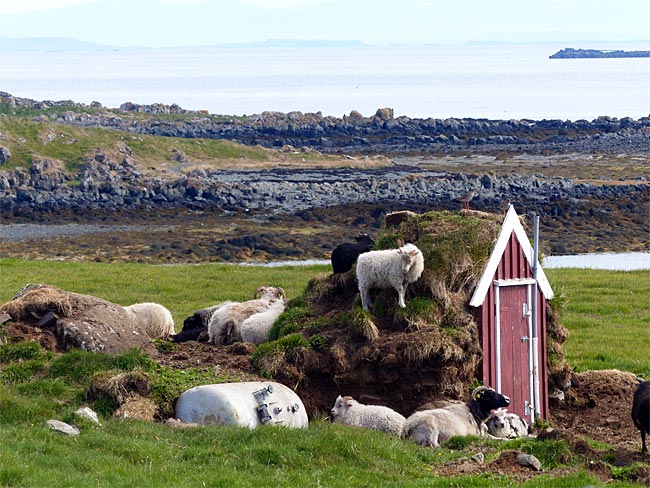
(498, 285), (531, 419)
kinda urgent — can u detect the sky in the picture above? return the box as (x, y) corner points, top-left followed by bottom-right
(0, 0), (648, 48)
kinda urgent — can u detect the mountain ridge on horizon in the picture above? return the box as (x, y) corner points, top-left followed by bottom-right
(2, 35), (650, 52)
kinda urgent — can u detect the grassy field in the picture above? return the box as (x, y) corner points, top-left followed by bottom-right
(545, 268), (650, 378)
(0, 260), (648, 487)
(0, 258), (328, 327)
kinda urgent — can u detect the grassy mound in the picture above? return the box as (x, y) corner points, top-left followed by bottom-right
(252, 209), (571, 416)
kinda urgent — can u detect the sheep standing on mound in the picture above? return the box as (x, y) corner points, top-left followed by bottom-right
(403, 386), (511, 448)
(330, 234), (375, 274)
(240, 295), (287, 345)
(124, 302), (175, 340)
(208, 286), (285, 345)
(356, 243), (424, 311)
(329, 395), (406, 437)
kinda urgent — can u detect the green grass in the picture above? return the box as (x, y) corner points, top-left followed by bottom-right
(0, 261), (648, 487)
(0, 258), (328, 329)
(0, 116), (294, 172)
(546, 268), (650, 377)
(0, 421), (613, 488)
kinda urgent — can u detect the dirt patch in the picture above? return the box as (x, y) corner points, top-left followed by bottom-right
(551, 369), (643, 453)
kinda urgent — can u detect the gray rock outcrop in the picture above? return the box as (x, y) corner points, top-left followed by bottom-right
(0, 285), (153, 354)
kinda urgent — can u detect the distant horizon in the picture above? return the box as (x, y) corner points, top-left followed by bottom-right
(2, 35), (650, 52)
(3, 0), (648, 49)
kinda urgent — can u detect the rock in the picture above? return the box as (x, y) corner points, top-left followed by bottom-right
(0, 285), (152, 354)
(516, 452), (542, 471)
(75, 406), (101, 425)
(165, 418), (202, 428)
(549, 389), (565, 402)
(374, 107), (394, 121)
(0, 146), (11, 165)
(46, 419), (80, 435)
(471, 452), (485, 464)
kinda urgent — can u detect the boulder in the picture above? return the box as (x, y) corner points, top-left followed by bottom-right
(46, 419), (80, 435)
(0, 285), (153, 354)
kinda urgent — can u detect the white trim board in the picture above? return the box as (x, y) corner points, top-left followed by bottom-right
(469, 205), (554, 307)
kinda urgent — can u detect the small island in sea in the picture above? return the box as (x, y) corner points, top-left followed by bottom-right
(550, 47), (650, 59)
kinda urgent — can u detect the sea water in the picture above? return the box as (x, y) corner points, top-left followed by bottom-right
(2, 42), (650, 120)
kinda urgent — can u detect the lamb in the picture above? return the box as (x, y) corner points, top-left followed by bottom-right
(632, 379), (650, 454)
(329, 395), (406, 437)
(403, 386), (511, 448)
(207, 286), (285, 345)
(485, 409), (530, 439)
(240, 295), (287, 345)
(330, 234), (375, 274)
(355, 243), (424, 312)
(124, 302), (175, 340)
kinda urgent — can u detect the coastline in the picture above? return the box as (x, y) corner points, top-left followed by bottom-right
(0, 93), (648, 262)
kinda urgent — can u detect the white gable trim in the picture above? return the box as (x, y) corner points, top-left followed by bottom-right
(469, 205), (554, 307)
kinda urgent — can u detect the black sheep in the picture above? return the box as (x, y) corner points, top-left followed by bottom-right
(632, 379), (650, 454)
(330, 234), (375, 274)
(172, 305), (220, 342)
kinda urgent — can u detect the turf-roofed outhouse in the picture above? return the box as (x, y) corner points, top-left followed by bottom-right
(469, 205), (554, 423)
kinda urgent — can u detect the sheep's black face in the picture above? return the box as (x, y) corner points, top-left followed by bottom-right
(476, 389), (510, 411)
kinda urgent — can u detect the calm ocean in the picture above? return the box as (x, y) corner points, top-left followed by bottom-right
(3, 42), (650, 120)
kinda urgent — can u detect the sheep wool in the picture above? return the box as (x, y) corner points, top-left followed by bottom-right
(330, 395), (406, 437)
(486, 409), (529, 439)
(124, 302), (175, 340)
(207, 286), (286, 345)
(403, 386), (511, 448)
(356, 243), (424, 311)
(240, 298), (287, 345)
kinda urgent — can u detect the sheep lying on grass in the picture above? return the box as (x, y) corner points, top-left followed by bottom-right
(240, 295), (287, 345)
(329, 395), (406, 437)
(356, 243), (424, 311)
(208, 286), (286, 345)
(485, 409), (530, 439)
(124, 302), (175, 340)
(403, 386), (510, 448)
(173, 303), (229, 343)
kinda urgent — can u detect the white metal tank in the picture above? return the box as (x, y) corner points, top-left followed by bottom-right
(174, 381), (308, 428)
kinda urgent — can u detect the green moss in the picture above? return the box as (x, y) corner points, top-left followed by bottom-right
(269, 304), (313, 340)
(0, 341), (49, 363)
(308, 334), (328, 350)
(374, 233), (401, 249)
(46, 348), (156, 385)
(252, 334), (310, 378)
(0, 359), (47, 384)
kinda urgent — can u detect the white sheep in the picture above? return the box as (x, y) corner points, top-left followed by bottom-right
(485, 409), (530, 439)
(329, 395), (406, 437)
(240, 297), (287, 345)
(403, 386), (511, 448)
(355, 243), (424, 312)
(207, 286), (286, 345)
(124, 302), (175, 340)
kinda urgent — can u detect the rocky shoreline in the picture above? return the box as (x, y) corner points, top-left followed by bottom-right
(0, 154), (646, 221)
(0, 93), (648, 260)
(3, 92), (650, 155)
